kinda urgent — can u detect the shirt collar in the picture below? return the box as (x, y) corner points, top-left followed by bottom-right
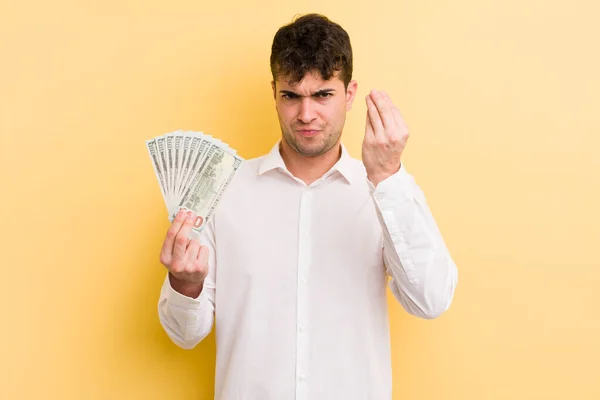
(258, 140), (357, 185)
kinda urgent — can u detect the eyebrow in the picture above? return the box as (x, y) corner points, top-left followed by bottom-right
(279, 89), (336, 97)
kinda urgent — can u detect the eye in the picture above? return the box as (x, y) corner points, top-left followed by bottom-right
(282, 93), (299, 99)
(315, 92), (333, 99)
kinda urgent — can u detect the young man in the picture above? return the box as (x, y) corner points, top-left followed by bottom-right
(158, 13), (458, 400)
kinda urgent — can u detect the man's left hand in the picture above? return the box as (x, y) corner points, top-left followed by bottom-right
(362, 89), (409, 186)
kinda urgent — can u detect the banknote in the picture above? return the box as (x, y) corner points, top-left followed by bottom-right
(145, 139), (167, 204)
(177, 144), (242, 232)
(146, 130), (243, 232)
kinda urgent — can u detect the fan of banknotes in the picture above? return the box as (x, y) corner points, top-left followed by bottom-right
(146, 130), (243, 233)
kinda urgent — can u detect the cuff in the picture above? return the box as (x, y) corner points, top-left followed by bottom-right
(367, 163), (415, 206)
(161, 273), (206, 309)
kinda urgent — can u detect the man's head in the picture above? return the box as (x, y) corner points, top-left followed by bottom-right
(270, 14), (357, 157)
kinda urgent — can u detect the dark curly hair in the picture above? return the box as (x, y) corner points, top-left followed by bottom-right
(270, 14), (353, 89)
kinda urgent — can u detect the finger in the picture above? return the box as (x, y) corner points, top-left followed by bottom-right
(381, 92), (409, 142)
(380, 91), (400, 127)
(197, 245), (209, 271)
(381, 91), (410, 142)
(393, 107), (405, 130)
(366, 94), (384, 138)
(184, 239), (201, 271)
(173, 211), (196, 260)
(382, 91), (407, 130)
(160, 209), (187, 265)
(365, 109), (375, 141)
(369, 90), (396, 131)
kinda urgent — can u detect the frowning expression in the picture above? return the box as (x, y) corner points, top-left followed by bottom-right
(272, 71), (357, 157)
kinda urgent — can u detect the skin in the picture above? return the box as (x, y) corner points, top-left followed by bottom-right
(161, 70), (410, 298)
(160, 210), (209, 298)
(272, 70), (356, 185)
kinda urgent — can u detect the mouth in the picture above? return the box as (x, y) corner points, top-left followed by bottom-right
(296, 129), (321, 138)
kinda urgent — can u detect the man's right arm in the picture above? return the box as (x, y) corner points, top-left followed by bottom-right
(157, 210), (217, 349)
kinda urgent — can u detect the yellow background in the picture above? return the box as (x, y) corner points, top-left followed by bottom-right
(1, 0), (599, 399)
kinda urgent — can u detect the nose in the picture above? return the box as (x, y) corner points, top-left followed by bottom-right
(298, 97), (317, 124)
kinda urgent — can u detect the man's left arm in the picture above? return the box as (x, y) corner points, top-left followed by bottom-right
(363, 89), (458, 319)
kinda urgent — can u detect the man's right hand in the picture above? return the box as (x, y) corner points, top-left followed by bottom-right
(159, 209), (209, 298)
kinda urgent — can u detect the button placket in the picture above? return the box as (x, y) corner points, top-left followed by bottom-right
(296, 188), (312, 398)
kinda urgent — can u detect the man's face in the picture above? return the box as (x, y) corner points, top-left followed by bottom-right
(272, 71), (357, 157)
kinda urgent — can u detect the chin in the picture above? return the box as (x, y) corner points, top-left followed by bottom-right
(283, 129), (338, 157)
(296, 140), (334, 157)
(297, 146), (324, 157)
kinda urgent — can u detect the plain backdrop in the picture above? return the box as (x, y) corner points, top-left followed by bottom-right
(1, 0), (599, 399)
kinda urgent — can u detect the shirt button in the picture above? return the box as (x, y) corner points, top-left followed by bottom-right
(299, 374), (306, 381)
(300, 277), (307, 284)
(399, 236), (406, 243)
(299, 325), (305, 333)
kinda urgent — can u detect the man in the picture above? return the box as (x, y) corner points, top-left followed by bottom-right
(158, 13), (458, 400)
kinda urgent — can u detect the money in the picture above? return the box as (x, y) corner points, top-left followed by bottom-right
(146, 130), (243, 233)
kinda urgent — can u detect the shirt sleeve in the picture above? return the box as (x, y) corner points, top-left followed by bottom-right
(157, 217), (217, 349)
(368, 164), (458, 319)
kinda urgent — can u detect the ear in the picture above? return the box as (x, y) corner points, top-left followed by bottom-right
(345, 80), (358, 111)
(271, 81), (276, 99)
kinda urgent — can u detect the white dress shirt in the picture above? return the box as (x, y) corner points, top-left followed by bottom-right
(158, 141), (458, 400)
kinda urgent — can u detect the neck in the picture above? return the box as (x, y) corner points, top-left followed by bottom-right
(279, 140), (342, 186)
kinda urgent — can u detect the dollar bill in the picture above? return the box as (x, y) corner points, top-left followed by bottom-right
(173, 133), (183, 199)
(177, 134), (212, 207)
(175, 132), (192, 196)
(155, 136), (169, 203)
(165, 132), (175, 206)
(146, 139), (167, 206)
(146, 130), (243, 228)
(176, 145), (242, 232)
